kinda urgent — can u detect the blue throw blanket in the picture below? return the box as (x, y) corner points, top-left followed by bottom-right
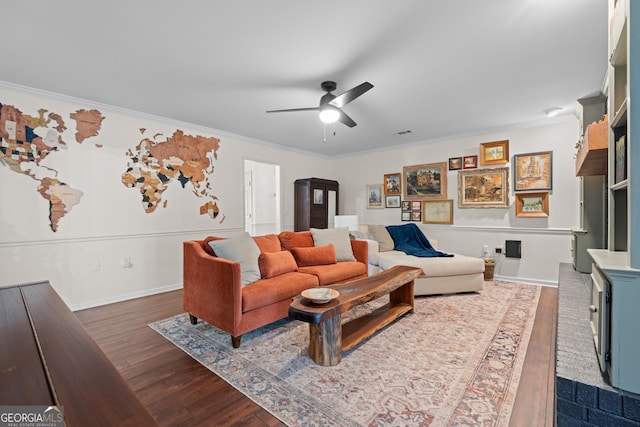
(386, 223), (453, 257)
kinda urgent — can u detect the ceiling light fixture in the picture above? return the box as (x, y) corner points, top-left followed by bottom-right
(543, 107), (563, 117)
(319, 106), (340, 124)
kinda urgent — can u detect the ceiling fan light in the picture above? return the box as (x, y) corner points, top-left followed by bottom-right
(319, 107), (340, 123)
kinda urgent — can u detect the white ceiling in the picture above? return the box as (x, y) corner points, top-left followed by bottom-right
(1, 1), (607, 157)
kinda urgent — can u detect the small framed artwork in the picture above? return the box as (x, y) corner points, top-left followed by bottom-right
(513, 151), (552, 192)
(615, 136), (627, 184)
(313, 188), (323, 204)
(515, 192), (549, 217)
(384, 173), (402, 195)
(401, 200), (411, 211)
(463, 155), (478, 169)
(411, 201), (422, 211)
(401, 211), (411, 221)
(403, 162), (447, 200)
(366, 184), (384, 209)
(423, 200), (454, 224)
(448, 157), (462, 170)
(411, 210), (422, 222)
(480, 140), (509, 166)
(385, 195), (401, 208)
(458, 167), (510, 208)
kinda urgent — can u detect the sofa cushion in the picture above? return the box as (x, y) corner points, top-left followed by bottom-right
(258, 250), (297, 279)
(201, 236), (224, 256)
(279, 231), (314, 251)
(369, 225), (395, 252)
(310, 227), (356, 261)
(377, 251), (484, 277)
(253, 234), (282, 253)
(298, 262), (367, 286)
(242, 272), (319, 312)
(291, 245), (337, 267)
(208, 232), (261, 286)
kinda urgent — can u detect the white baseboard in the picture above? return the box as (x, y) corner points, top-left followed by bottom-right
(493, 274), (558, 287)
(70, 282), (183, 312)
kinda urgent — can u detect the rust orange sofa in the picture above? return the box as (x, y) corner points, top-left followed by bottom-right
(183, 230), (368, 347)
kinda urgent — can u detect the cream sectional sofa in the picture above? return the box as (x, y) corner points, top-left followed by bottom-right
(360, 225), (485, 296)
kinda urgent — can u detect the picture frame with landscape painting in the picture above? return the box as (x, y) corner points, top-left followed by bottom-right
(403, 162), (447, 201)
(479, 140), (509, 166)
(458, 167), (509, 208)
(513, 151), (552, 192)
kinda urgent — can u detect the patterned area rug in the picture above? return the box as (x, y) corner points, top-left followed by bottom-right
(150, 280), (541, 426)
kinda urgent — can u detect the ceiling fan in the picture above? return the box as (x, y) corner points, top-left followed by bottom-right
(266, 81), (374, 127)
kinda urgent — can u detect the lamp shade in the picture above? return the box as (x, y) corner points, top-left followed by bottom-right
(334, 215), (359, 232)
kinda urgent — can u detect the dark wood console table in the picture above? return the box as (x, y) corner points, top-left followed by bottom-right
(0, 281), (158, 426)
(289, 265), (423, 366)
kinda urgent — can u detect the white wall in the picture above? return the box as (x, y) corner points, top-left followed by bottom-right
(0, 84), (333, 309)
(332, 119), (581, 284)
(0, 82), (582, 310)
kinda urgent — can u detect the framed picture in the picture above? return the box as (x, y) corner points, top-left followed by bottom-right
(515, 192), (549, 217)
(411, 201), (422, 211)
(403, 162), (447, 200)
(463, 155), (478, 169)
(385, 195), (401, 208)
(411, 210), (422, 222)
(423, 200), (454, 224)
(513, 151), (552, 192)
(383, 173), (402, 195)
(615, 136), (627, 184)
(401, 200), (411, 211)
(366, 184), (384, 209)
(448, 157), (462, 170)
(401, 211), (411, 221)
(458, 167), (510, 208)
(313, 188), (323, 204)
(480, 140), (509, 166)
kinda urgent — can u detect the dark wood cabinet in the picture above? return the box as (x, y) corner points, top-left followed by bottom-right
(294, 178), (339, 231)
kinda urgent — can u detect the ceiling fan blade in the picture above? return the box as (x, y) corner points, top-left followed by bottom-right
(338, 110), (357, 128)
(329, 82), (373, 108)
(266, 107), (319, 113)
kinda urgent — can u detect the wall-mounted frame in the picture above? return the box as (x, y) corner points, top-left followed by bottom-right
(515, 192), (549, 217)
(463, 155), (478, 169)
(458, 167), (510, 208)
(403, 162), (447, 200)
(383, 173), (402, 195)
(401, 200), (411, 211)
(423, 199), (454, 224)
(366, 184), (384, 209)
(448, 157), (462, 170)
(513, 151), (552, 192)
(411, 201), (422, 211)
(401, 211), (411, 221)
(480, 140), (509, 166)
(385, 194), (401, 208)
(411, 210), (422, 222)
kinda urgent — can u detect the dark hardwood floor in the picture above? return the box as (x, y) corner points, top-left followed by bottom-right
(75, 286), (557, 426)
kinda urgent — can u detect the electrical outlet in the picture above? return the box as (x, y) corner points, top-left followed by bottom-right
(495, 247), (503, 254)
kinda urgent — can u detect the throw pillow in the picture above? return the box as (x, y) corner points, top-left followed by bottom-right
(258, 251), (298, 278)
(369, 225), (395, 252)
(309, 227), (356, 261)
(252, 234), (282, 253)
(278, 231), (315, 251)
(208, 232), (261, 286)
(291, 245), (337, 267)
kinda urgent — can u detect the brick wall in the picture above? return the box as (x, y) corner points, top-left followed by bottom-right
(557, 376), (640, 426)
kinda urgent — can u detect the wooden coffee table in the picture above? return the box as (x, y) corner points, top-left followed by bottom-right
(289, 265), (423, 366)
